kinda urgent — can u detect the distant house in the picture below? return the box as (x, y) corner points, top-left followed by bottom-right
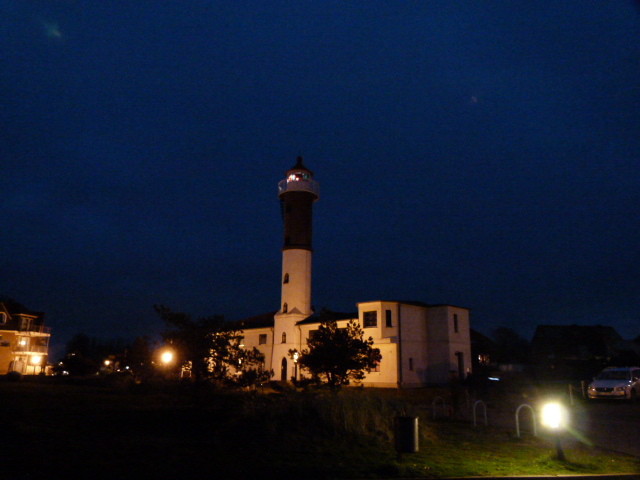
(0, 298), (51, 375)
(530, 324), (636, 380)
(470, 329), (496, 372)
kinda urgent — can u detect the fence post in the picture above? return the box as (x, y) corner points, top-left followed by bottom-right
(515, 404), (537, 438)
(473, 400), (488, 427)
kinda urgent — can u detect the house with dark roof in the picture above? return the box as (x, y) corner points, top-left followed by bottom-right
(531, 324), (637, 380)
(0, 298), (51, 375)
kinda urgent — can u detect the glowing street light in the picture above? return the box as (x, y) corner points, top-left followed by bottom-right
(160, 350), (174, 366)
(30, 355), (43, 375)
(292, 350), (299, 381)
(541, 401), (567, 461)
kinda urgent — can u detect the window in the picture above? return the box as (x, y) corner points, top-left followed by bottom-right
(259, 334), (267, 345)
(372, 360), (380, 373)
(363, 311), (377, 328)
(453, 314), (459, 333)
(281, 332), (286, 343)
(309, 329), (319, 340)
(408, 358), (414, 371)
(20, 317), (32, 331)
(283, 303), (288, 313)
(385, 310), (392, 327)
(283, 273), (289, 284)
(0, 312), (6, 324)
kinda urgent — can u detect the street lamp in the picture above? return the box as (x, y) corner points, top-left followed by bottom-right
(292, 350), (299, 381)
(160, 350), (174, 366)
(541, 401), (567, 461)
(30, 355), (42, 375)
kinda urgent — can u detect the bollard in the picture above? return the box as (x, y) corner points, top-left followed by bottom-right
(395, 416), (419, 454)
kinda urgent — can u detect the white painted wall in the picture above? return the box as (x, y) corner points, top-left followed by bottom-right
(280, 249), (313, 316)
(238, 301), (472, 388)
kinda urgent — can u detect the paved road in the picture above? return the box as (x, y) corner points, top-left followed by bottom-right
(577, 400), (640, 457)
(472, 395), (640, 458)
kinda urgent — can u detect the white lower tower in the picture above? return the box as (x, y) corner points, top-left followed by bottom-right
(272, 157), (319, 381)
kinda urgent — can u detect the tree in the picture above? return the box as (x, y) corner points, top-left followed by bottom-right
(155, 305), (271, 385)
(126, 336), (155, 379)
(295, 318), (381, 389)
(58, 333), (128, 376)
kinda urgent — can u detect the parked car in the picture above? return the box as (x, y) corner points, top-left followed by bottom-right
(587, 366), (640, 401)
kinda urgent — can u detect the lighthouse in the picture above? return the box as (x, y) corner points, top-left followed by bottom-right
(272, 157), (319, 381)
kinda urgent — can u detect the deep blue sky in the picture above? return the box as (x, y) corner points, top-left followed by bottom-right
(2, 1), (639, 356)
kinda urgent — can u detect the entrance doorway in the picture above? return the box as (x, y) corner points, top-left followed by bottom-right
(281, 357), (288, 381)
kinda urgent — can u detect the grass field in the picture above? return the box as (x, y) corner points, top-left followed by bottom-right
(1, 377), (638, 479)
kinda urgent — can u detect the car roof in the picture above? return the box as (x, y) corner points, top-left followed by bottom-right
(602, 366), (640, 371)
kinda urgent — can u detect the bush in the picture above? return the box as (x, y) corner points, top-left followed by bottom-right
(5, 371), (23, 382)
(239, 388), (434, 444)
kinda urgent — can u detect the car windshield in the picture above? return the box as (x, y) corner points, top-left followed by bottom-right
(596, 370), (630, 380)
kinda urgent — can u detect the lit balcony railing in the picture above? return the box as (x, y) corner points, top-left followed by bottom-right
(278, 178), (320, 198)
(18, 325), (51, 334)
(14, 344), (49, 354)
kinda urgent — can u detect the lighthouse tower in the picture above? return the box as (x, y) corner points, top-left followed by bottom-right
(272, 157), (319, 381)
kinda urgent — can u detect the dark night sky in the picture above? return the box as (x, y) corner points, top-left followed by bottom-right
(2, 1), (639, 357)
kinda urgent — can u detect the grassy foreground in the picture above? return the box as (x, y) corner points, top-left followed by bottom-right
(0, 378), (638, 479)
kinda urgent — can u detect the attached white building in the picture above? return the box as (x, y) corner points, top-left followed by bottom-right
(236, 158), (472, 387)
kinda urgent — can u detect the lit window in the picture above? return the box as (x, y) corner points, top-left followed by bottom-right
(259, 334), (267, 345)
(385, 310), (392, 327)
(363, 311), (377, 328)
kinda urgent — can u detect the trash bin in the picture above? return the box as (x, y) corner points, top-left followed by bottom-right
(395, 416), (419, 453)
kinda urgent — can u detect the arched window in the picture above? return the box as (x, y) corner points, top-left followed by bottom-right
(282, 332), (286, 343)
(283, 273), (289, 284)
(283, 303), (288, 313)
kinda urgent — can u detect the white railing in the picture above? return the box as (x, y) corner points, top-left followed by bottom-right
(14, 345), (49, 353)
(278, 179), (320, 197)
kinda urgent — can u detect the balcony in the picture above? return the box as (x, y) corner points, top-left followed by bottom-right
(14, 344), (49, 354)
(278, 178), (320, 198)
(19, 325), (52, 335)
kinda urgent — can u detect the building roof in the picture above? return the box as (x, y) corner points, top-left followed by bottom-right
(531, 324), (623, 359)
(229, 311), (276, 330)
(287, 156), (313, 176)
(357, 299), (470, 310)
(0, 297), (44, 318)
(296, 308), (356, 325)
